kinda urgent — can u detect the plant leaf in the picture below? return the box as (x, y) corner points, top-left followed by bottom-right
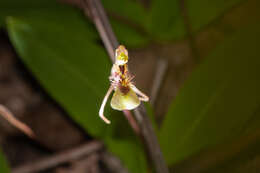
(0, 150), (10, 173)
(106, 138), (147, 173)
(6, 13), (110, 137)
(6, 11), (147, 173)
(0, 0), (149, 48)
(0, 0), (58, 27)
(147, 0), (186, 40)
(148, 0), (245, 40)
(159, 22), (260, 165)
(186, 0), (245, 32)
(101, 0), (149, 47)
(102, 0), (147, 27)
(110, 18), (149, 48)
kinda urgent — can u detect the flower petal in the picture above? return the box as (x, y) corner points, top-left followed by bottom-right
(111, 88), (140, 111)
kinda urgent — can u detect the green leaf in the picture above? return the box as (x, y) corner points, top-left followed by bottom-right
(159, 22), (260, 165)
(106, 139), (147, 173)
(0, 0), (149, 48)
(104, 110), (148, 173)
(6, 13), (147, 173)
(6, 13), (109, 137)
(102, 0), (149, 47)
(148, 0), (245, 40)
(102, 0), (147, 27)
(147, 0), (186, 40)
(186, 0), (245, 32)
(205, 111), (260, 173)
(0, 150), (10, 173)
(0, 0), (58, 27)
(111, 19), (149, 48)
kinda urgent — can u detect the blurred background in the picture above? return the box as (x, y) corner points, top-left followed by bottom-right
(0, 0), (260, 172)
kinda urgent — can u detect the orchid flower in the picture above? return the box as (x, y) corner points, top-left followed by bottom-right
(99, 45), (149, 124)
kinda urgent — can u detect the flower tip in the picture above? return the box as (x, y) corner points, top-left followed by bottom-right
(104, 118), (111, 124)
(99, 114), (111, 124)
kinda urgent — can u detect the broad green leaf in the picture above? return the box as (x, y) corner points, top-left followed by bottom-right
(102, 0), (147, 27)
(6, 14), (147, 173)
(0, 150), (10, 173)
(102, 0), (149, 47)
(0, 0), (149, 48)
(0, 0), (57, 27)
(111, 19), (149, 48)
(104, 110), (148, 173)
(186, 0), (245, 32)
(206, 116), (260, 173)
(106, 139), (147, 173)
(0, 0), (98, 41)
(147, 0), (186, 40)
(7, 16), (110, 137)
(159, 22), (260, 165)
(148, 0), (245, 40)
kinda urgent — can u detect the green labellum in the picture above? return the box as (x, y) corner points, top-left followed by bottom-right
(111, 88), (140, 111)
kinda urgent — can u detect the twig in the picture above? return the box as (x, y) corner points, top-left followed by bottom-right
(12, 141), (103, 173)
(0, 104), (35, 138)
(123, 110), (140, 135)
(101, 152), (129, 173)
(83, 0), (118, 60)
(133, 106), (169, 173)
(56, 153), (100, 173)
(82, 0), (169, 172)
(150, 58), (168, 106)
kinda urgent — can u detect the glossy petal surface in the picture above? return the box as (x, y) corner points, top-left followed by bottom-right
(111, 88), (140, 111)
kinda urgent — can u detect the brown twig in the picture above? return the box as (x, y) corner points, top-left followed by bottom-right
(150, 58), (168, 106)
(56, 153), (100, 173)
(133, 106), (169, 173)
(12, 141), (103, 173)
(83, 0), (118, 60)
(82, 0), (169, 172)
(101, 152), (129, 173)
(0, 104), (35, 138)
(123, 110), (140, 135)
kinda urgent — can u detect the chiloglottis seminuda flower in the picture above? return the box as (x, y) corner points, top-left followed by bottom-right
(99, 45), (149, 124)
